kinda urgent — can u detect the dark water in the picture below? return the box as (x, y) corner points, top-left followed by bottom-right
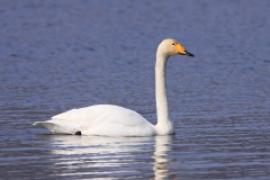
(1, 0), (270, 179)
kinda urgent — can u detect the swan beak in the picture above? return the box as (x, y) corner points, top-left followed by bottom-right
(185, 50), (194, 57)
(176, 43), (194, 57)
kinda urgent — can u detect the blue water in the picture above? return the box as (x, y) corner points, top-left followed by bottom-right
(1, 0), (270, 179)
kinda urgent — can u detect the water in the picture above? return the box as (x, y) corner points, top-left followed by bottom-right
(1, 0), (270, 179)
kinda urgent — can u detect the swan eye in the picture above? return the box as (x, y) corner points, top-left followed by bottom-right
(172, 43), (176, 46)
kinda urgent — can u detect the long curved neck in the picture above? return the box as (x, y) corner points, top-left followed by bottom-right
(155, 51), (173, 135)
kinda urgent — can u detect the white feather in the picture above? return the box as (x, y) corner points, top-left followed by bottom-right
(33, 38), (192, 136)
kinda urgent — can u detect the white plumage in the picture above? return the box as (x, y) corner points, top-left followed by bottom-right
(34, 105), (155, 136)
(33, 38), (194, 136)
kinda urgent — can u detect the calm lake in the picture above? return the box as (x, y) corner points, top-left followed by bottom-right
(0, 0), (270, 179)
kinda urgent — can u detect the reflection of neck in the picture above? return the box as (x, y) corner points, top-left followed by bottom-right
(153, 136), (171, 180)
(155, 51), (173, 135)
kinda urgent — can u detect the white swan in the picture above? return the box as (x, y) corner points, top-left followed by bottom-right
(33, 38), (194, 136)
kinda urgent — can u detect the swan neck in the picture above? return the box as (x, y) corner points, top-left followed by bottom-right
(155, 51), (173, 135)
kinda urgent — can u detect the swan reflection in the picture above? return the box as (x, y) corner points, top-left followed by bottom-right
(47, 135), (171, 179)
(153, 136), (172, 180)
(49, 135), (152, 155)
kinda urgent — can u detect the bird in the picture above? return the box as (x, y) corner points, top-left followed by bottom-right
(33, 38), (194, 136)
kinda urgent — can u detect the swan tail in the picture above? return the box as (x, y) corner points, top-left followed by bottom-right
(33, 121), (79, 135)
(33, 121), (55, 129)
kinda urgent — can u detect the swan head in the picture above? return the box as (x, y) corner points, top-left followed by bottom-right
(157, 38), (194, 57)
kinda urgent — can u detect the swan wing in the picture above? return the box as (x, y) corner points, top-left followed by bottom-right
(34, 104), (155, 136)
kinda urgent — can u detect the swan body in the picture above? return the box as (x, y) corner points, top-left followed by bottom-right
(33, 38), (194, 136)
(34, 105), (155, 136)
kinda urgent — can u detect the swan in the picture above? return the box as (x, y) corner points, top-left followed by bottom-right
(33, 38), (194, 136)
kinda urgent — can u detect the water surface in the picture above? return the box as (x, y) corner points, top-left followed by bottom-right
(1, 0), (270, 179)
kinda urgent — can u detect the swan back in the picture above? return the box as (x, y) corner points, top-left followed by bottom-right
(38, 105), (156, 136)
